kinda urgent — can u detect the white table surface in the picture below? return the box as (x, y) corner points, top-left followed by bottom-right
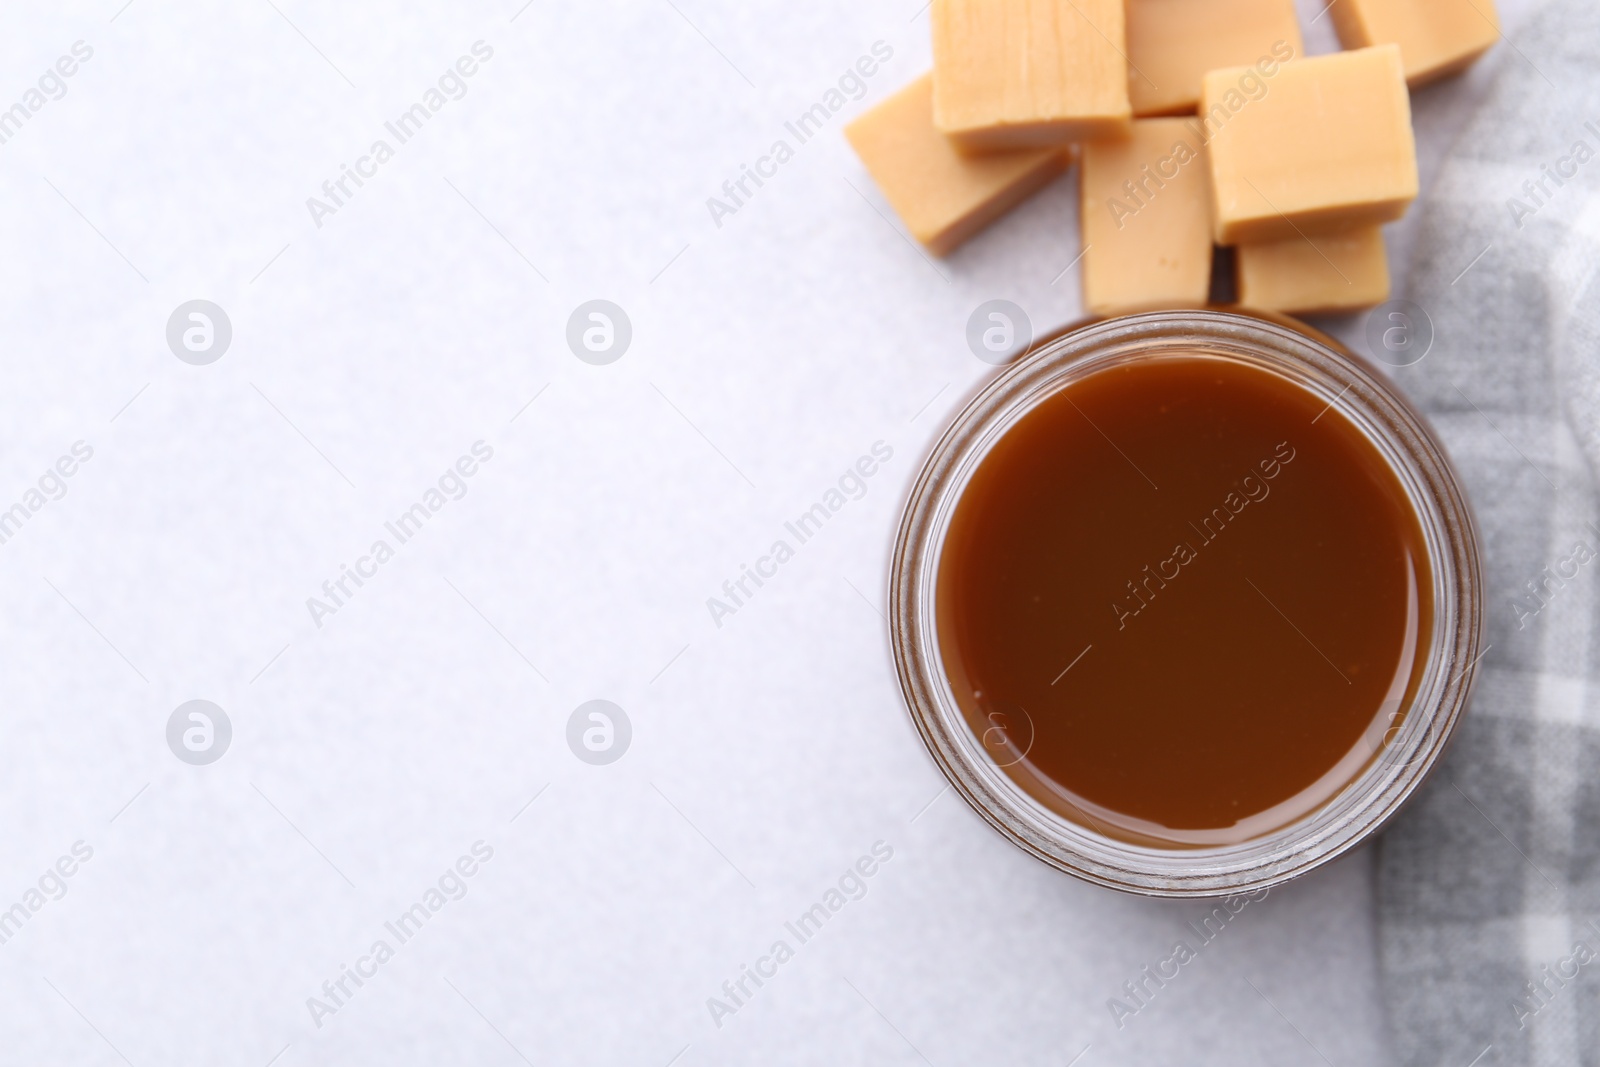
(0, 1), (1543, 1064)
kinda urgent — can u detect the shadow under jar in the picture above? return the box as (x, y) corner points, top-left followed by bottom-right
(889, 310), (1483, 896)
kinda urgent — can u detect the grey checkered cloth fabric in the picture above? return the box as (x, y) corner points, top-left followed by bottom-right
(1376, 2), (1600, 1064)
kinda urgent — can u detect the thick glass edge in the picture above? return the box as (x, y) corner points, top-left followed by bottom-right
(888, 310), (1485, 897)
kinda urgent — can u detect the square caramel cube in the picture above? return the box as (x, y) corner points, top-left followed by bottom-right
(1080, 118), (1212, 316)
(1236, 226), (1391, 314)
(931, 0), (1131, 153)
(845, 74), (1070, 257)
(1126, 0), (1303, 116)
(1201, 45), (1418, 245)
(1328, 0), (1500, 87)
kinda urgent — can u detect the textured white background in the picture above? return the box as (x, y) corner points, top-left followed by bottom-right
(0, 1), (1542, 1064)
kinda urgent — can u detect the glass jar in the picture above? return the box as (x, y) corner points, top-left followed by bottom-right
(888, 309), (1484, 896)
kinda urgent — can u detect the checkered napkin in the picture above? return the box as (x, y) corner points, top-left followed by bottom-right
(1375, 2), (1600, 1064)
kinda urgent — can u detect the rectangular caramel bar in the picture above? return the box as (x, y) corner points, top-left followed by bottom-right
(1125, 0), (1302, 116)
(1080, 118), (1212, 316)
(1329, 0), (1500, 87)
(845, 74), (1069, 256)
(931, 0), (1132, 153)
(1201, 45), (1418, 245)
(1236, 226), (1391, 314)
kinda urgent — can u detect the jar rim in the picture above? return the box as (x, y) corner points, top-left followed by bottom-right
(887, 309), (1485, 897)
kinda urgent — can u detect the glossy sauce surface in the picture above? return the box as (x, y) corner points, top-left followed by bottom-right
(936, 354), (1431, 846)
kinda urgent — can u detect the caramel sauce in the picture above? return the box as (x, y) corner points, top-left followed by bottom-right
(936, 354), (1431, 846)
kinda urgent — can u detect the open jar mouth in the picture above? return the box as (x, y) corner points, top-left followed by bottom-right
(888, 309), (1484, 897)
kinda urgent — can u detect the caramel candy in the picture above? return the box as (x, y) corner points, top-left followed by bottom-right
(845, 74), (1069, 256)
(931, 0), (1131, 152)
(1080, 118), (1212, 316)
(1237, 227), (1391, 314)
(1202, 45), (1418, 244)
(1125, 0), (1303, 116)
(1328, 0), (1500, 87)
